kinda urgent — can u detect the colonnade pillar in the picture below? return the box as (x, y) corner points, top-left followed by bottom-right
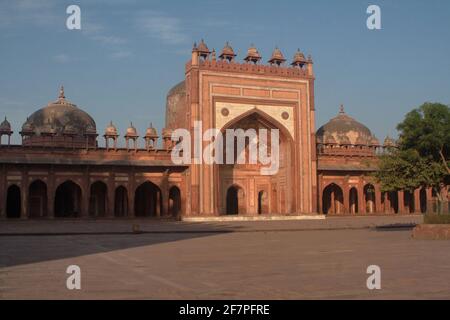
(398, 190), (405, 214)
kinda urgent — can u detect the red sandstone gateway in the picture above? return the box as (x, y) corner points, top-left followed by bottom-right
(0, 41), (435, 220)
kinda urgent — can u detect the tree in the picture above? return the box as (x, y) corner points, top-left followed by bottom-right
(375, 102), (450, 213)
(397, 102), (450, 173)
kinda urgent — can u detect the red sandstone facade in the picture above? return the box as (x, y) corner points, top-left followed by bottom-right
(0, 41), (446, 220)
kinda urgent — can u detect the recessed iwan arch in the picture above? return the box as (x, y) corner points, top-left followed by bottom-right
(215, 102), (295, 140)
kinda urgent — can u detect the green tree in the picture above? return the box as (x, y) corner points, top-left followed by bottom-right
(375, 102), (450, 213)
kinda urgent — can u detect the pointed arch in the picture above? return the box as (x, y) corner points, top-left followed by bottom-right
(6, 184), (21, 218)
(220, 107), (294, 142)
(135, 181), (162, 217)
(89, 181), (108, 217)
(28, 179), (47, 218)
(169, 186), (181, 217)
(322, 183), (344, 215)
(349, 187), (358, 214)
(55, 180), (82, 218)
(114, 186), (128, 217)
(364, 184), (376, 214)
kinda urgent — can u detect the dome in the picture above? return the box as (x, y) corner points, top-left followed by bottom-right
(317, 105), (377, 146)
(22, 86), (97, 147)
(125, 122), (138, 137)
(105, 121), (118, 136)
(165, 81), (186, 129)
(0, 117), (12, 134)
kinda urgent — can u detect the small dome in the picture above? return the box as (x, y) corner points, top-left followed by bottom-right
(291, 49), (307, 67)
(384, 136), (397, 147)
(268, 47), (286, 65)
(21, 119), (34, 135)
(244, 44), (262, 63)
(125, 122), (138, 137)
(145, 123), (158, 138)
(369, 136), (380, 146)
(105, 121), (118, 136)
(0, 117), (12, 134)
(219, 42), (236, 61)
(162, 128), (173, 138)
(196, 39), (210, 58)
(316, 105), (375, 146)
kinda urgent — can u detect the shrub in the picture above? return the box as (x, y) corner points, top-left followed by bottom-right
(424, 214), (450, 225)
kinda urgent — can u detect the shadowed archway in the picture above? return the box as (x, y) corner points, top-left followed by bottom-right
(55, 180), (82, 218)
(135, 181), (162, 217)
(364, 184), (376, 214)
(89, 181), (107, 217)
(404, 190), (415, 214)
(226, 185), (245, 215)
(322, 183), (343, 215)
(6, 185), (21, 218)
(258, 190), (268, 214)
(169, 186), (181, 217)
(114, 186), (128, 217)
(420, 187), (427, 214)
(387, 191), (399, 214)
(349, 187), (358, 214)
(28, 180), (47, 218)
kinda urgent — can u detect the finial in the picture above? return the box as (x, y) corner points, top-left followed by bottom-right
(339, 104), (345, 114)
(59, 85), (65, 99)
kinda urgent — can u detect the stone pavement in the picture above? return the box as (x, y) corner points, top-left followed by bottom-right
(0, 215), (423, 235)
(1, 226), (450, 300)
(2, 215), (448, 300)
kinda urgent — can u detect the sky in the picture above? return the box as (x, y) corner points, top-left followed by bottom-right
(1, 0), (449, 145)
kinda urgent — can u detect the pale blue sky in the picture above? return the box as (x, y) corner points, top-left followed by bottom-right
(1, 0), (449, 144)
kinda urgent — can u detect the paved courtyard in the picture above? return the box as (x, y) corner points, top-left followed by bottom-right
(1, 216), (450, 299)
